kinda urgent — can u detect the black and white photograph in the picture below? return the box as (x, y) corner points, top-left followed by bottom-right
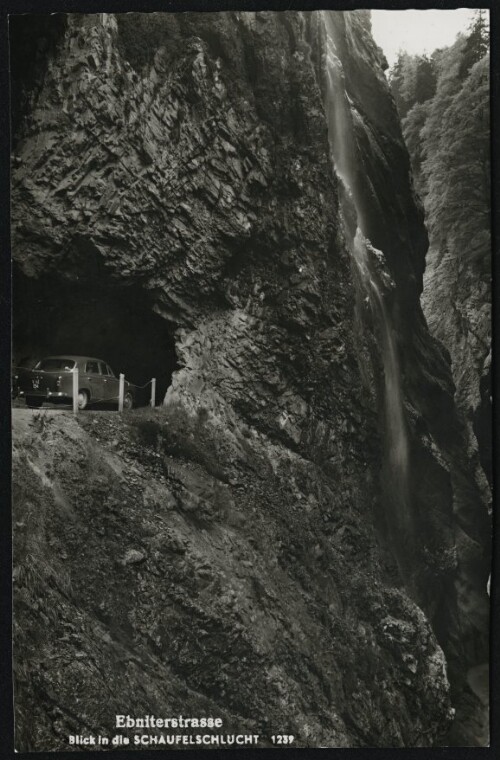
(7, 0), (493, 751)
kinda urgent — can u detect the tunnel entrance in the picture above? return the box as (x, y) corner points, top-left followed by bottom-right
(13, 266), (178, 407)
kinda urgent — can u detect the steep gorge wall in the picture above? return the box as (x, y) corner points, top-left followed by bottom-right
(391, 42), (492, 500)
(421, 158), (491, 497)
(11, 10), (489, 748)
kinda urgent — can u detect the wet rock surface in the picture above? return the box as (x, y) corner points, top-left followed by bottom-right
(11, 10), (489, 749)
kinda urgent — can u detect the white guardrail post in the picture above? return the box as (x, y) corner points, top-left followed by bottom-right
(150, 378), (156, 408)
(72, 367), (79, 415)
(118, 373), (125, 412)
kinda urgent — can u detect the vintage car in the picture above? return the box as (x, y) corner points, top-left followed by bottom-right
(17, 355), (135, 410)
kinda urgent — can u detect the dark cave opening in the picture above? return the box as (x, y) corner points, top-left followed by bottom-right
(13, 266), (178, 407)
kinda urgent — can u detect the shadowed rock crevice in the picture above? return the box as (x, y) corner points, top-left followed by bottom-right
(9, 13), (68, 147)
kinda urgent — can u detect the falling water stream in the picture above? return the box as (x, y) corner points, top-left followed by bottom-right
(352, 231), (409, 498)
(322, 14), (490, 742)
(322, 13), (411, 534)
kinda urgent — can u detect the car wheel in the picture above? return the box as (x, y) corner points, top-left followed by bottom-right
(123, 392), (133, 411)
(78, 390), (90, 410)
(26, 396), (43, 408)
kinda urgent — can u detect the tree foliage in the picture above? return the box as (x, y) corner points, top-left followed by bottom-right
(459, 9), (489, 78)
(422, 54), (490, 272)
(389, 51), (436, 119)
(389, 16), (490, 275)
(400, 101), (430, 196)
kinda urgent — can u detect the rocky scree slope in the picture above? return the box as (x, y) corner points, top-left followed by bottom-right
(11, 10), (489, 748)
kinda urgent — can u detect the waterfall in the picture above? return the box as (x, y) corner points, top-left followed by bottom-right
(352, 231), (410, 522)
(322, 12), (411, 532)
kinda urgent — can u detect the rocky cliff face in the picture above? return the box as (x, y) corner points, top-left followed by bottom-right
(422, 227), (491, 497)
(11, 10), (490, 748)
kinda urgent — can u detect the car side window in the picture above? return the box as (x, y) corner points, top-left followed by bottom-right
(86, 361), (100, 374)
(107, 365), (115, 377)
(99, 362), (110, 375)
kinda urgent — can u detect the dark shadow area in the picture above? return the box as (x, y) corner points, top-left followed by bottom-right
(13, 265), (178, 407)
(9, 14), (68, 147)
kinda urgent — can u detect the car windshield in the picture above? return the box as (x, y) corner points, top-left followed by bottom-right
(36, 358), (76, 371)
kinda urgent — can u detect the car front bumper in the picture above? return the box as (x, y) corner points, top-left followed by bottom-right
(22, 390), (71, 399)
